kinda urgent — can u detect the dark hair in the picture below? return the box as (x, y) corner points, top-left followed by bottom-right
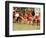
(32, 10), (35, 16)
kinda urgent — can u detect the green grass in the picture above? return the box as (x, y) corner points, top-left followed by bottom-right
(13, 23), (40, 31)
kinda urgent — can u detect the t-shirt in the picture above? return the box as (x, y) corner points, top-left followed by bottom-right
(15, 13), (19, 17)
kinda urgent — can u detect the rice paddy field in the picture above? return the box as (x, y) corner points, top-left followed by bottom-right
(13, 23), (40, 31)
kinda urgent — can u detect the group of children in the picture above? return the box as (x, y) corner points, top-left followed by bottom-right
(13, 8), (40, 25)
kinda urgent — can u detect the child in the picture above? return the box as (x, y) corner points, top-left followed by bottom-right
(23, 13), (28, 23)
(33, 8), (40, 25)
(28, 12), (33, 24)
